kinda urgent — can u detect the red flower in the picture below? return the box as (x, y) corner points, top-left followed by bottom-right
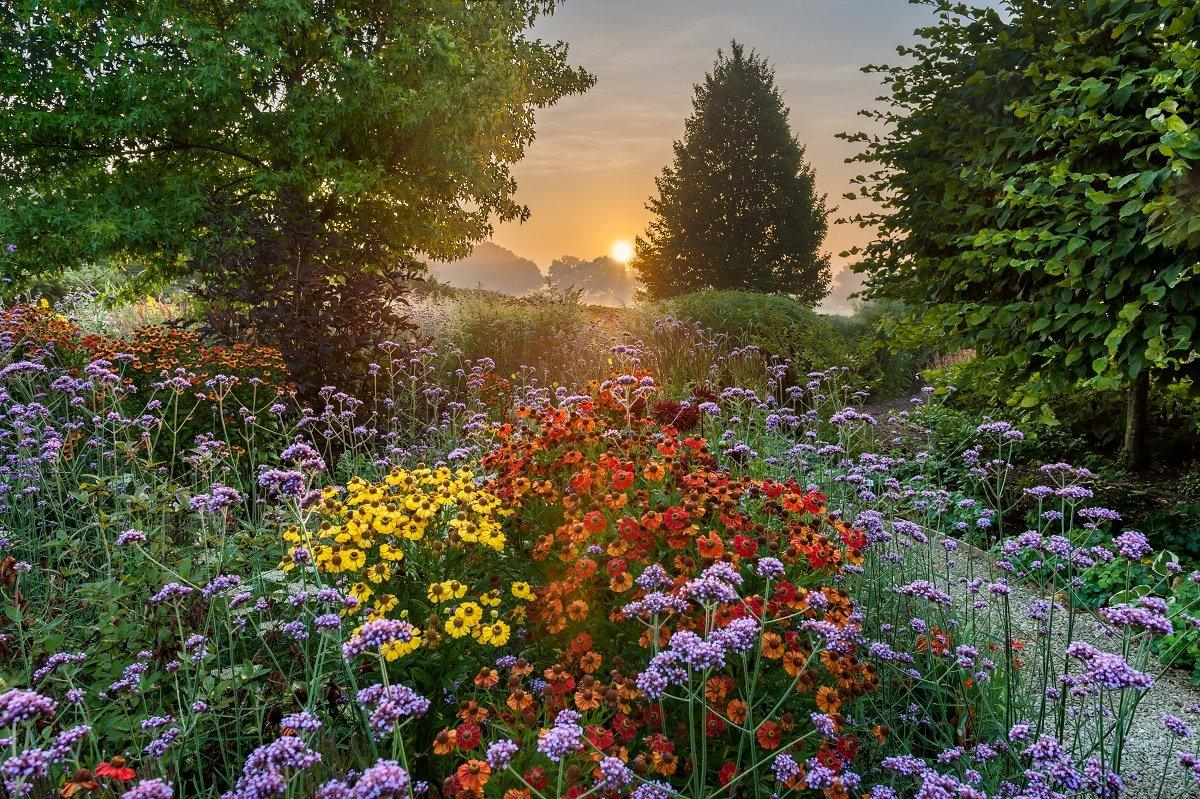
(733, 534), (758, 558)
(586, 725), (614, 750)
(455, 722), (481, 750)
(840, 526), (867, 551)
(663, 506), (690, 532)
(95, 757), (136, 782)
(525, 767), (549, 791)
(773, 581), (797, 604)
(756, 721), (782, 749)
(718, 762), (738, 786)
(612, 713), (638, 741)
(583, 510), (606, 534)
(605, 558), (627, 578)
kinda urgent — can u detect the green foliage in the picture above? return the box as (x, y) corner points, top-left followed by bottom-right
(444, 290), (608, 384)
(632, 42), (830, 301)
(926, 359), (1200, 466)
(659, 290), (853, 371)
(1157, 578), (1200, 684)
(0, 0), (593, 391)
(843, 0), (1200, 415)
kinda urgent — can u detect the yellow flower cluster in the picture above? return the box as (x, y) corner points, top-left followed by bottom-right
(283, 466), (508, 616)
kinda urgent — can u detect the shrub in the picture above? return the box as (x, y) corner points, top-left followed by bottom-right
(658, 290), (855, 374)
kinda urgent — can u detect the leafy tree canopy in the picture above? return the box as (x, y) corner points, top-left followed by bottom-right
(0, 0), (593, 390)
(843, 0), (1199, 410)
(632, 42), (830, 303)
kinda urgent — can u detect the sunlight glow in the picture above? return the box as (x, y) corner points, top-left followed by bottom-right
(611, 239), (634, 263)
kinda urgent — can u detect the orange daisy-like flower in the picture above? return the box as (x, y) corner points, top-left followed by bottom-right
(455, 760), (492, 792)
(761, 632), (785, 660)
(61, 769), (100, 797)
(695, 531), (724, 560)
(783, 651), (808, 677)
(507, 689), (534, 712)
(433, 728), (458, 755)
(609, 572), (634, 592)
(567, 599), (589, 621)
(651, 751), (678, 776)
(755, 720), (782, 749)
(816, 686), (842, 714)
(474, 668), (500, 689)
(726, 699), (748, 724)
(643, 462), (665, 482)
(579, 651), (602, 674)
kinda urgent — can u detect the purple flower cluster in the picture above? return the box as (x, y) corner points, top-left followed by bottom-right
(0, 689), (57, 727)
(341, 619), (417, 660)
(894, 580), (953, 605)
(357, 683), (430, 736)
(1064, 641), (1152, 691)
(222, 736), (322, 799)
(486, 739), (519, 771)
(537, 709), (583, 762)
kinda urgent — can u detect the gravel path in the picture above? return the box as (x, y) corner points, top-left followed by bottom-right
(851, 394), (1200, 796)
(932, 532), (1198, 798)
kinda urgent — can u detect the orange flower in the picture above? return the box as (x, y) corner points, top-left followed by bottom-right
(609, 572), (634, 592)
(474, 668), (500, 689)
(756, 720), (782, 749)
(61, 769), (100, 797)
(567, 599), (589, 621)
(651, 751), (678, 775)
(455, 760), (491, 792)
(726, 699), (748, 725)
(696, 531), (724, 560)
(507, 689), (534, 712)
(872, 724), (889, 743)
(433, 728), (458, 755)
(816, 686), (841, 714)
(783, 651), (808, 677)
(643, 462), (665, 482)
(579, 651), (602, 674)
(760, 632), (785, 659)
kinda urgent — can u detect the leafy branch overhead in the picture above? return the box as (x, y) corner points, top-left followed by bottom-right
(842, 0), (1199, 398)
(0, 0), (594, 392)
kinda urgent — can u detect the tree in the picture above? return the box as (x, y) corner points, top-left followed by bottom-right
(842, 0), (1200, 468)
(631, 42), (830, 303)
(546, 254), (637, 305)
(0, 1), (592, 393)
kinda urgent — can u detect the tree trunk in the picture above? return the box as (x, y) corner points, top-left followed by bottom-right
(1123, 371), (1150, 471)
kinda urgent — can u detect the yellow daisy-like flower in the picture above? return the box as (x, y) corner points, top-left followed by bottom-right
(511, 582), (535, 601)
(444, 615), (472, 639)
(454, 601), (484, 628)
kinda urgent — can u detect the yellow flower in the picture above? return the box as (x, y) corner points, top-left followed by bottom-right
(365, 563), (392, 584)
(378, 542), (405, 562)
(444, 615), (472, 639)
(476, 621), (511, 647)
(454, 602), (484, 628)
(511, 582), (535, 601)
(479, 590), (502, 608)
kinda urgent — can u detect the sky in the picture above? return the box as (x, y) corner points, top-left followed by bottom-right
(488, 0), (944, 277)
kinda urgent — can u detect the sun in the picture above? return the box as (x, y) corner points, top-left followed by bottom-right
(611, 240), (634, 264)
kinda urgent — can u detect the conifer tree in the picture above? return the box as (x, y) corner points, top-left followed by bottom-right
(632, 42), (829, 302)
